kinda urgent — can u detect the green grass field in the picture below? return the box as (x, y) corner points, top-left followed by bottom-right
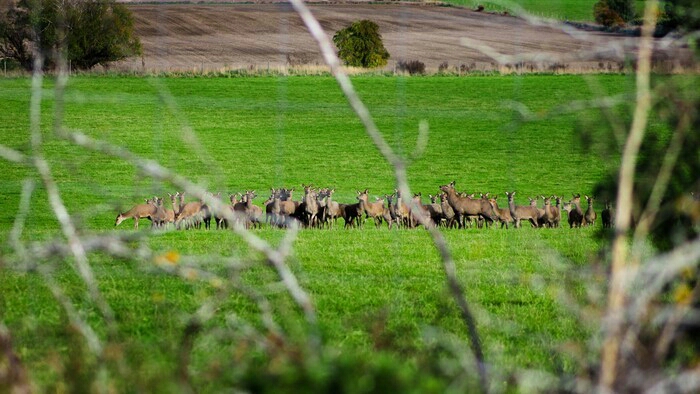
(444, 0), (648, 22)
(0, 73), (670, 391)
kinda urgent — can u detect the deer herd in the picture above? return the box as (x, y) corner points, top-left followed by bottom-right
(114, 181), (614, 230)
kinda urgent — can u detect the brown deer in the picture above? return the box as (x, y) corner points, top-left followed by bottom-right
(243, 190), (263, 229)
(568, 194), (584, 228)
(584, 195), (597, 226)
(426, 194), (444, 228)
(539, 196), (556, 228)
(551, 196), (562, 228)
(394, 189), (412, 228)
(357, 189), (387, 228)
(326, 189), (342, 229)
(115, 200), (157, 229)
(488, 195), (513, 229)
(439, 193), (457, 228)
(602, 200), (614, 228)
(302, 184), (320, 228)
(505, 191), (539, 228)
(439, 181), (497, 229)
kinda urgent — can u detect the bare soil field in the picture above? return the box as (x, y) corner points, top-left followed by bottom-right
(115, 2), (695, 73)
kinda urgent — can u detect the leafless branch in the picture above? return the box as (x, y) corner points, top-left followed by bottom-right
(288, 0), (488, 391)
(600, 2), (659, 389)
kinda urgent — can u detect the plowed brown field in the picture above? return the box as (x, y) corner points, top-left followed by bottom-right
(115, 2), (694, 73)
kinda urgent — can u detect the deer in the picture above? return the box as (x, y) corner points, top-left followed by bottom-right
(426, 194), (444, 228)
(175, 193), (204, 230)
(551, 196), (562, 228)
(439, 181), (497, 229)
(115, 199), (157, 229)
(568, 194), (584, 228)
(584, 195), (597, 227)
(602, 200), (614, 228)
(488, 195), (513, 229)
(357, 189), (387, 228)
(393, 189), (412, 228)
(341, 192), (363, 228)
(243, 190), (263, 229)
(302, 184), (320, 228)
(439, 193), (457, 228)
(265, 189), (278, 226)
(151, 197), (169, 229)
(505, 191), (539, 228)
(539, 196), (556, 228)
(325, 189), (342, 229)
(529, 197), (546, 227)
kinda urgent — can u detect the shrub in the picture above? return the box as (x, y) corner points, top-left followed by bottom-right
(593, 0), (634, 27)
(0, 0), (141, 70)
(332, 20), (390, 68)
(396, 59), (425, 75)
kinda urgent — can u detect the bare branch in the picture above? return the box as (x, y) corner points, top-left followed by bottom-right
(0, 144), (28, 164)
(600, 2), (660, 389)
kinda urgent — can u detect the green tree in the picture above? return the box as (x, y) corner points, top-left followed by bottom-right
(0, 0), (141, 70)
(332, 20), (389, 68)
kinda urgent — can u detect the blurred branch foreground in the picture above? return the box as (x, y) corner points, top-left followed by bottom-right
(1, 1), (700, 393)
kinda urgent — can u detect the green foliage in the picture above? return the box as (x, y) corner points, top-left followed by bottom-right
(333, 20), (389, 68)
(593, 0), (635, 27)
(660, 0), (700, 53)
(0, 0), (141, 70)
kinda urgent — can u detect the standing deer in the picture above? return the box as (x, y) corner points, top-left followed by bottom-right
(488, 195), (513, 229)
(326, 189), (342, 229)
(357, 189), (387, 228)
(551, 196), (562, 228)
(439, 181), (497, 229)
(439, 193), (457, 228)
(505, 191), (539, 228)
(602, 200), (614, 228)
(302, 185), (320, 228)
(584, 195), (597, 226)
(568, 194), (584, 228)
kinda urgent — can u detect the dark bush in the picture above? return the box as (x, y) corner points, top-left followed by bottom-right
(332, 20), (390, 68)
(0, 0), (141, 71)
(396, 59), (425, 75)
(593, 0), (634, 27)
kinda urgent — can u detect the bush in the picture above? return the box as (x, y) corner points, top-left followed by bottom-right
(0, 0), (141, 71)
(396, 59), (425, 75)
(593, 0), (634, 27)
(332, 20), (390, 68)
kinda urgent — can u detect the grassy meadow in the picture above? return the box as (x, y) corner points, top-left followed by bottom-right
(446, 0), (648, 22)
(0, 73), (659, 390)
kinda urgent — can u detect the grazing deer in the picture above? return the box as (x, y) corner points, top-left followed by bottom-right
(568, 194), (584, 228)
(584, 195), (597, 226)
(505, 191), (539, 228)
(439, 181), (497, 229)
(602, 200), (614, 228)
(115, 200), (157, 229)
(488, 195), (513, 229)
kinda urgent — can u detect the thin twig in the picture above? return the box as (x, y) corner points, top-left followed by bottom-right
(600, 2), (659, 389)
